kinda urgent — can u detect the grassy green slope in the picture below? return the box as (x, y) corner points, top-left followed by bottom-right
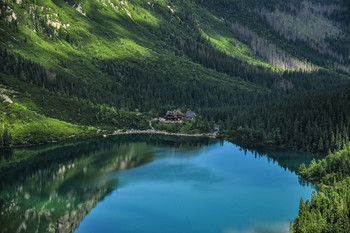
(1, 0), (269, 99)
(0, 72), (150, 146)
(0, 74), (95, 145)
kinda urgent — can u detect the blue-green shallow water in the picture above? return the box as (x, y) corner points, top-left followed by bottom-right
(0, 135), (319, 233)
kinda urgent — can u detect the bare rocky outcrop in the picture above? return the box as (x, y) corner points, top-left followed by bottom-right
(0, 88), (14, 104)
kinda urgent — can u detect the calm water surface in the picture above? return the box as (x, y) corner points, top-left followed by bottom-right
(0, 135), (319, 233)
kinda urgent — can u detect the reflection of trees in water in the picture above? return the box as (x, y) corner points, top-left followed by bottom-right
(234, 141), (320, 174)
(0, 140), (147, 232)
(0, 185), (113, 233)
(0, 135), (215, 233)
(0, 135), (215, 174)
(131, 134), (215, 148)
(0, 135), (214, 176)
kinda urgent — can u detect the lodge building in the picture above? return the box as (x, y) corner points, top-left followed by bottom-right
(165, 110), (185, 121)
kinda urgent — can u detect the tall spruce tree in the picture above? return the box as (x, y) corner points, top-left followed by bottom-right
(3, 126), (11, 147)
(0, 127), (3, 147)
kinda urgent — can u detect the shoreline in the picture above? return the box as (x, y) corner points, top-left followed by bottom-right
(111, 129), (217, 138)
(218, 135), (321, 157)
(0, 129), (217, 149)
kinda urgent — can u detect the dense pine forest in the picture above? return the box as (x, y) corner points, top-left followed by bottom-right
(290, 147), (350, 232)
(219, 84), (350, 155)
(1, 0), (350, 231)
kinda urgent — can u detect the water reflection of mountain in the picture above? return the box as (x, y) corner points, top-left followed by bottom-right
(234, 141), (321, 174)
(0, 135), (215, 233)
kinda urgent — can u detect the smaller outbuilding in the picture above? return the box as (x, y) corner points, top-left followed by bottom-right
(185, 111), (197, 120)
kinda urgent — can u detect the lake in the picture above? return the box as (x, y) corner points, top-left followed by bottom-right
(0, 135), (319, 233)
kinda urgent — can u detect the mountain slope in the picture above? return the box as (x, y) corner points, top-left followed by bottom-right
(0, 0), (349, 145)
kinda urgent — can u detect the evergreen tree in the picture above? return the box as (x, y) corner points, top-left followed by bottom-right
(3, 126), (11, 147)
(0, 127), (3, 147)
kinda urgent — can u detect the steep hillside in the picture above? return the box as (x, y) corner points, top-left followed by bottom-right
(201, 0), (350, 69)
(1, 0), (349, 87)
(0, 0), (349, 145)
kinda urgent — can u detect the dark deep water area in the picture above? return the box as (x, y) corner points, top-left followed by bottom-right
(0, 135), (320, 233)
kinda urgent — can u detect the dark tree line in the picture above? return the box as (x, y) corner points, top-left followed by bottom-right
(94, 57), (274, 112)
(221, 83), (350, 155)
(0, 48), (93, 98)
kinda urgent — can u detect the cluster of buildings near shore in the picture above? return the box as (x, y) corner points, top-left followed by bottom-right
(150, 109), (196, 122)
(151, 110), (220, 133)
(150, 110), (196, 123)
(165, 110), (197, 121)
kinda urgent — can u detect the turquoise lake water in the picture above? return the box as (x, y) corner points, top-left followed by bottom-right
(0, 135), (319, 233)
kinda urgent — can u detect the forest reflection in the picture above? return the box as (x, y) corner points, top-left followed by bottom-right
(0, 135), (214, 233)
(233, 141), (320, 174)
